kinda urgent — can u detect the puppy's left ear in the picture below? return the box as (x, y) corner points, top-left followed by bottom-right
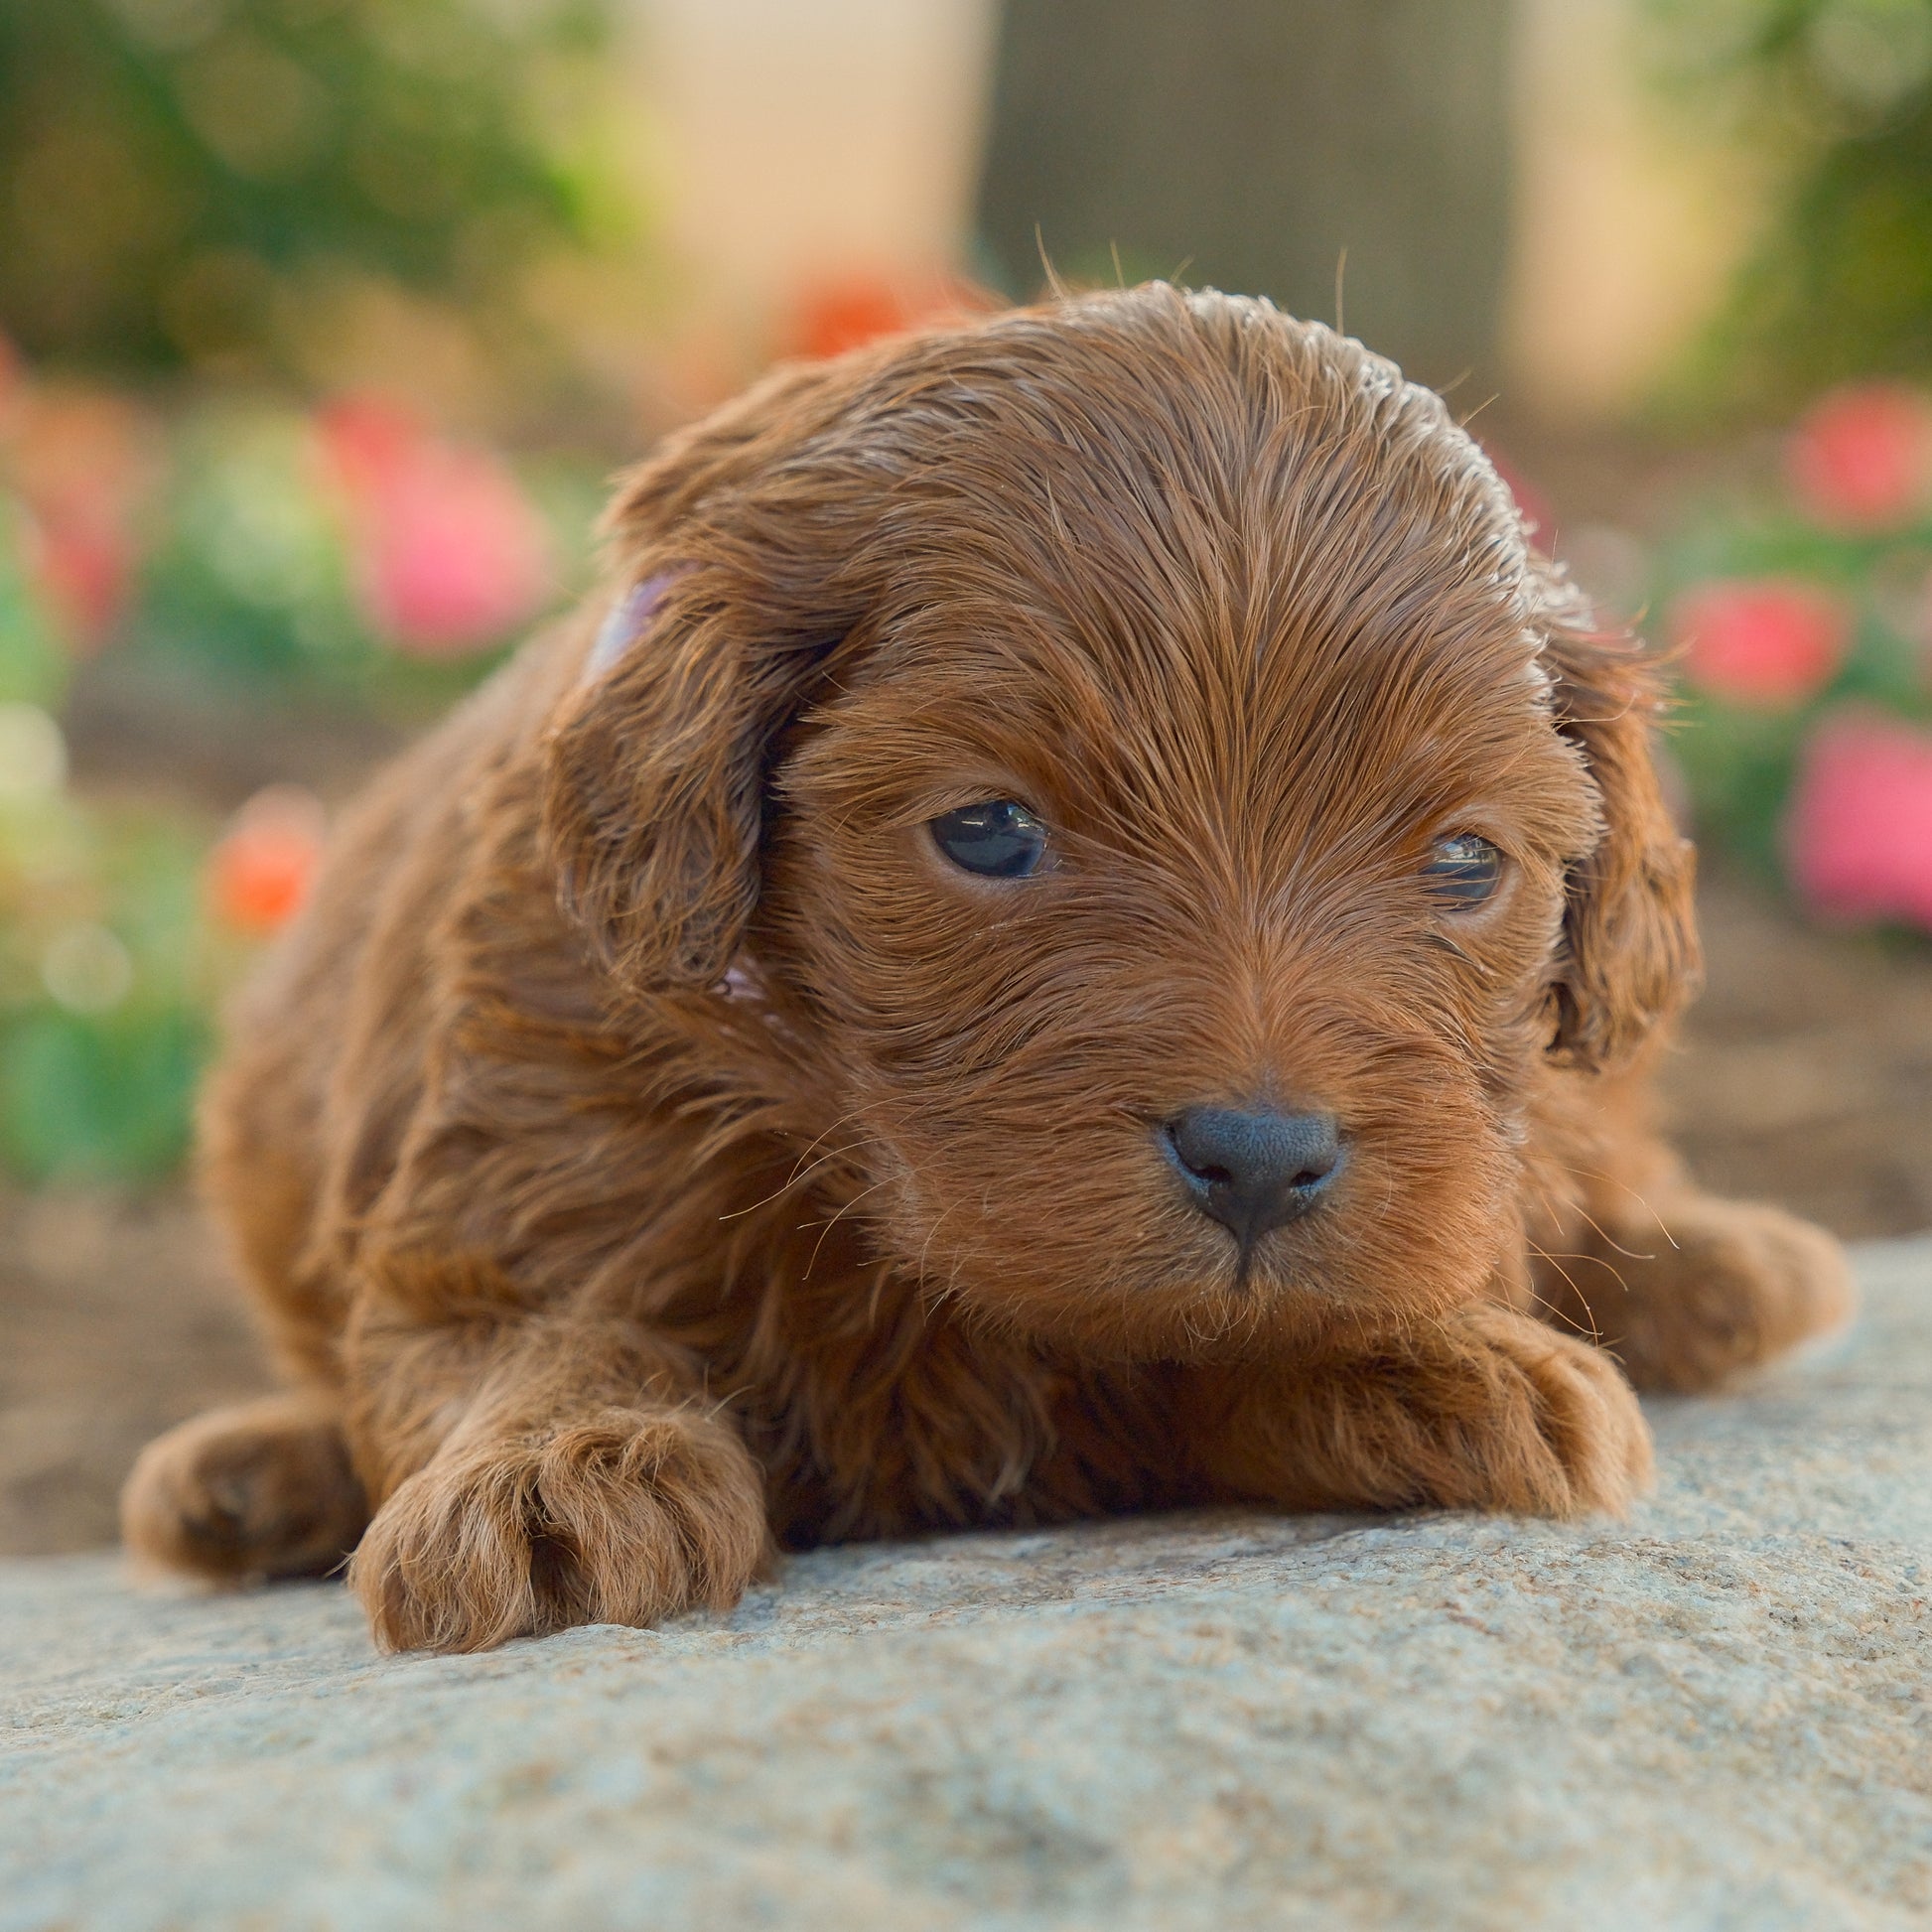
(541, 354), (885, 991)
(1540, 564), (1701, 1071)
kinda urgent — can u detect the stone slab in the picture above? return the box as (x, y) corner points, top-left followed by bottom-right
(5, 1240), (1932, 1930)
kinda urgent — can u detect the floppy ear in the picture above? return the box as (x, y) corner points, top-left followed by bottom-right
(1539, 564), (1702, 1071)
(540, 357), (883, 990)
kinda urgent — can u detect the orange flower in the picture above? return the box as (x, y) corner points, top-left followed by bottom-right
(207, 786), (327, 937)
(785, 273), (1000, 361)
(313, 395), (424, 505)
(22, 520), (134, 648)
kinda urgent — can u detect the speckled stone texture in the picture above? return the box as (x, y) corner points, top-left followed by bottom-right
(4, 1239), (1931, 1932)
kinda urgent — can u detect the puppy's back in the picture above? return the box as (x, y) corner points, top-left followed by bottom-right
(201, 630), (577, 1379)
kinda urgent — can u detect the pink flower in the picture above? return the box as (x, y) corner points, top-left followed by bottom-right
(313, 396), (554, 656)
(1671, 578), (1850, 708)
(1786, 384), (1932, 533)
(1785, 709), (1932, 931)
(351, 451), (553, 655)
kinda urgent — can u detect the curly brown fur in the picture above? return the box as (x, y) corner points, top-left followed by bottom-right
(121, 286), (1854, 1651)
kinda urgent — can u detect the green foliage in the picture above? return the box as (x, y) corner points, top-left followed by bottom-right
(0, 951), (208, 1183)
(1647, 0), (1932, 412)
(0, 727), (217, 1186)
(0, 499), (68, 709)
(0, 0), (614, 376)
(135, 406), (353, 674)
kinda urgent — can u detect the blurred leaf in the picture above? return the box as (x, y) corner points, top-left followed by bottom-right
(0, 1001), (207, 1182)
(0, 499), (68, 707)
(0, 0), (626, 380)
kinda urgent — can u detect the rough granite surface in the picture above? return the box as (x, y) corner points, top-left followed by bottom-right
(4, 1239), (1932, 1932)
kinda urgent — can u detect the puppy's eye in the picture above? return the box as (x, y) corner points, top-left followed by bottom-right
(1423, 833), (1503, 907)
(929, 800), (1048, 879)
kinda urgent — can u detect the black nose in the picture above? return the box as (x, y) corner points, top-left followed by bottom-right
(1160, 1105), (1343, 1243)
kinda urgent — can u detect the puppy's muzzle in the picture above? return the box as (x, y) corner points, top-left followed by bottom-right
(1160, 1105), (1344, 1247)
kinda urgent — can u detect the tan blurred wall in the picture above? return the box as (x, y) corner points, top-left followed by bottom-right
(1503, 0), (1772, 422)
(625, 0), (1764, 424)
(629, 0), (997, 365)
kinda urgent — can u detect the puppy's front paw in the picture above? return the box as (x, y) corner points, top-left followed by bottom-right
(1600, 1200), (1855, 1394)
(122, 1392), (367, 1583)
(1417, 1303), (1654, 1518)
(1205, 1303), (1652, 1520)
(348, 1406), (769, 1653)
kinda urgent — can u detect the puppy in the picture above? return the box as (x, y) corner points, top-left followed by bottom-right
(123, 285), (1853, 1652)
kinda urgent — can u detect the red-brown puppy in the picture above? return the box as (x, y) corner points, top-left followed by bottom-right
(124, 285), (1853, 1652)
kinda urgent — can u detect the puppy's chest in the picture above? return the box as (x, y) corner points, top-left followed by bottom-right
(664, 1234), (1177, 1543)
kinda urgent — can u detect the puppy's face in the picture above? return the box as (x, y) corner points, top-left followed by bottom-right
(550, 288), (1694, 1359)
(760, 492), (1596, 1358)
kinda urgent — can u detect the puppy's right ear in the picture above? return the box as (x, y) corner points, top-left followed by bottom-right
(1538, 564), (1701, 1071)
(541, 357), (883, 991)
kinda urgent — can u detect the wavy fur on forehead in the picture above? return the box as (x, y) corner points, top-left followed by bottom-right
(549, 283), (1676, 1063)
(615, 285), (1537, 646)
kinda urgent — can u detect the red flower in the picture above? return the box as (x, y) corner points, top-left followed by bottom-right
(1785, 709), (1932, 931)
(21, 519), (133, 647)
(1786, 384), (1932, 533)
(1671, 578), (1851, 708)
(2, 386), (156, 651)
(207, 786), (327, 937)
(314, 396), (423, 505)
(313, 396), (554, 656)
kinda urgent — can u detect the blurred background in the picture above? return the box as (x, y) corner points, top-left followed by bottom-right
(3, 0), (1932, 1553)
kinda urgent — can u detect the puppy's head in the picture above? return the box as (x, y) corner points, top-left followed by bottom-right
(545, 286), (1697, 1357)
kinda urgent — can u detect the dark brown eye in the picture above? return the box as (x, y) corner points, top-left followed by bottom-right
(1424, 833), (1502, 907)
(929, 800), (1048, 878)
